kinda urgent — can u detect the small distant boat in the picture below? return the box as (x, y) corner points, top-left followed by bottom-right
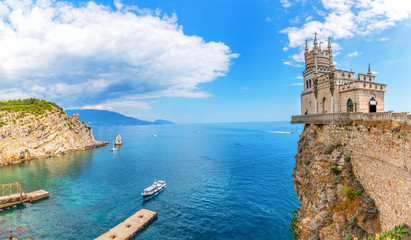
(110, 148), (117, 152)
(141, 180), (166, 199)
(152, 133), (157, 137)
(197, 131), (200, 134)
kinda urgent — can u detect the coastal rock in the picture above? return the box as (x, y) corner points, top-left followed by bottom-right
(293, 121), (411, 239)
(0, 106), (107, 166)
(114, 135), (122, 145)
(293, 123), (382, 239)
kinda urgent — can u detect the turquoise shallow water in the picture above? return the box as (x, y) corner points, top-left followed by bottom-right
(0, 122), (302, 239)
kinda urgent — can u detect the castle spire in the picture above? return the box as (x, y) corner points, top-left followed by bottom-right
(368, 62), (372, 75)
(305, 39), (308, 52)
(327, 37), (332, 51)
(328, 37), (335, 70)
(314, 32), (318, 48)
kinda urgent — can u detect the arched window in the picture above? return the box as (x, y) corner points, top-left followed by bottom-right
(347, 99), (354, 112)
(322, 97), (326, 113)
(369, 97), (377, 113)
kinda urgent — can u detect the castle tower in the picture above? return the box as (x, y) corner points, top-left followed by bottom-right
(303, 34), (335, 91)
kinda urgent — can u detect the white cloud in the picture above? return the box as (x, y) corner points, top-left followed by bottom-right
(348, 51), (361, 57)
(296, 75), (303, 79)
(0, 0), (237, 108)
(379, 37), (390, 41)
(283, 47), (288, 51)
(114, 0), (123, 10)
(281, 0), (291, 8)
(281, 0), (411, 48)
(265, 17), (272, 22)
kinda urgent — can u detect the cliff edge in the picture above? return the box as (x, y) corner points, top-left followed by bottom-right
(0, 99), (107, 166)
(293, 121), (410, 239)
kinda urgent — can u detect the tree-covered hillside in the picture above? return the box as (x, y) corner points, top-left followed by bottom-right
(0, 98), (64, 115)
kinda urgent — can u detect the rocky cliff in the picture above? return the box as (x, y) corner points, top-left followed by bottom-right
(0, 100), (107, 166)
(293, 121), (410, 239)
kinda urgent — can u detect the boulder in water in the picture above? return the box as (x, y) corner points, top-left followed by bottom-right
(114, 135), (122, 145)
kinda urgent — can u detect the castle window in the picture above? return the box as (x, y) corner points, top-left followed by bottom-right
(322, 97), (326, 113)
(347, 99), (354, 112)
(369, 97), (377, 113)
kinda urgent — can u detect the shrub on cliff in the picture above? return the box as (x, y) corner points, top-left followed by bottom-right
(357, 224), (411, 240)
(343, 186), (360, 200)
(288, 209), (300, 240)
(324, 145), (334, 154)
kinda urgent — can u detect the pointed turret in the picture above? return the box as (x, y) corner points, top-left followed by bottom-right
(305, 39), (308, 52)
(327, 37), (332, 51)
(368, 62), (372, 75)
(314, 32), (318, 48)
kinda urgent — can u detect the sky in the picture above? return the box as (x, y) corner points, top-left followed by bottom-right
(0, 0), (410, 123)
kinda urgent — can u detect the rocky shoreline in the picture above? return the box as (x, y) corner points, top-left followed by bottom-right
(0, 109), (108, 166)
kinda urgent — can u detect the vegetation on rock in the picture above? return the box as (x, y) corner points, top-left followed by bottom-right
(288, 209), (300, 239)
(0, 98), (64, 116)
(358, 224), (411, 240)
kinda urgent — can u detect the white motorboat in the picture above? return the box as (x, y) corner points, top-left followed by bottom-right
(141, 180), (166, 199)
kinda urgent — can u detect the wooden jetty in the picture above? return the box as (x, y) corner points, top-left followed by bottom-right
(0, 182), (49, 210)
(95, 209), (158, 240)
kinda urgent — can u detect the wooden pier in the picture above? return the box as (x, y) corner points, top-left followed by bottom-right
(0, 182), (49, 210)
(95, 209), (158, 240)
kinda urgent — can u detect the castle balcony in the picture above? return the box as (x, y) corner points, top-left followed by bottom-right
(291, 111), (410, 125)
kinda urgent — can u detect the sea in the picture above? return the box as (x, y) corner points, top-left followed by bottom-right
(0, 122), (302, 239)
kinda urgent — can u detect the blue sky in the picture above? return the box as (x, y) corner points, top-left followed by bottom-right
(0, 0), (410, 123)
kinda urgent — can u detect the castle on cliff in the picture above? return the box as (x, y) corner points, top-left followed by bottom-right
(300, 34), (386, 115)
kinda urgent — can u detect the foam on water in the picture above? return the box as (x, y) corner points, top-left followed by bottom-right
(267, 131), (293, 134)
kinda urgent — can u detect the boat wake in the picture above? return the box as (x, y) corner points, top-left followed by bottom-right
(267, 131), (293, 134)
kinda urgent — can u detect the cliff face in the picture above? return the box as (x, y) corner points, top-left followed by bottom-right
(294, 122), (410, 239)
(0, 108), (107, 166)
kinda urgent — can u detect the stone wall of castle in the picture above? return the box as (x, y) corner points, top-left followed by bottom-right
(337, 89), (384, 113)
(301, 84), (385, 115)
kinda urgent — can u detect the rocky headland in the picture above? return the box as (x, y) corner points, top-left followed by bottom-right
(292, 121), (410, 239)
(0, 99), (107, 166)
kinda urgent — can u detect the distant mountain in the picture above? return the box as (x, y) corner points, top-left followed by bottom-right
(65, 109), (174, 126)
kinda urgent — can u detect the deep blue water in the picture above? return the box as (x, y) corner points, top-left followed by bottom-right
(0, 122), (302, 239)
